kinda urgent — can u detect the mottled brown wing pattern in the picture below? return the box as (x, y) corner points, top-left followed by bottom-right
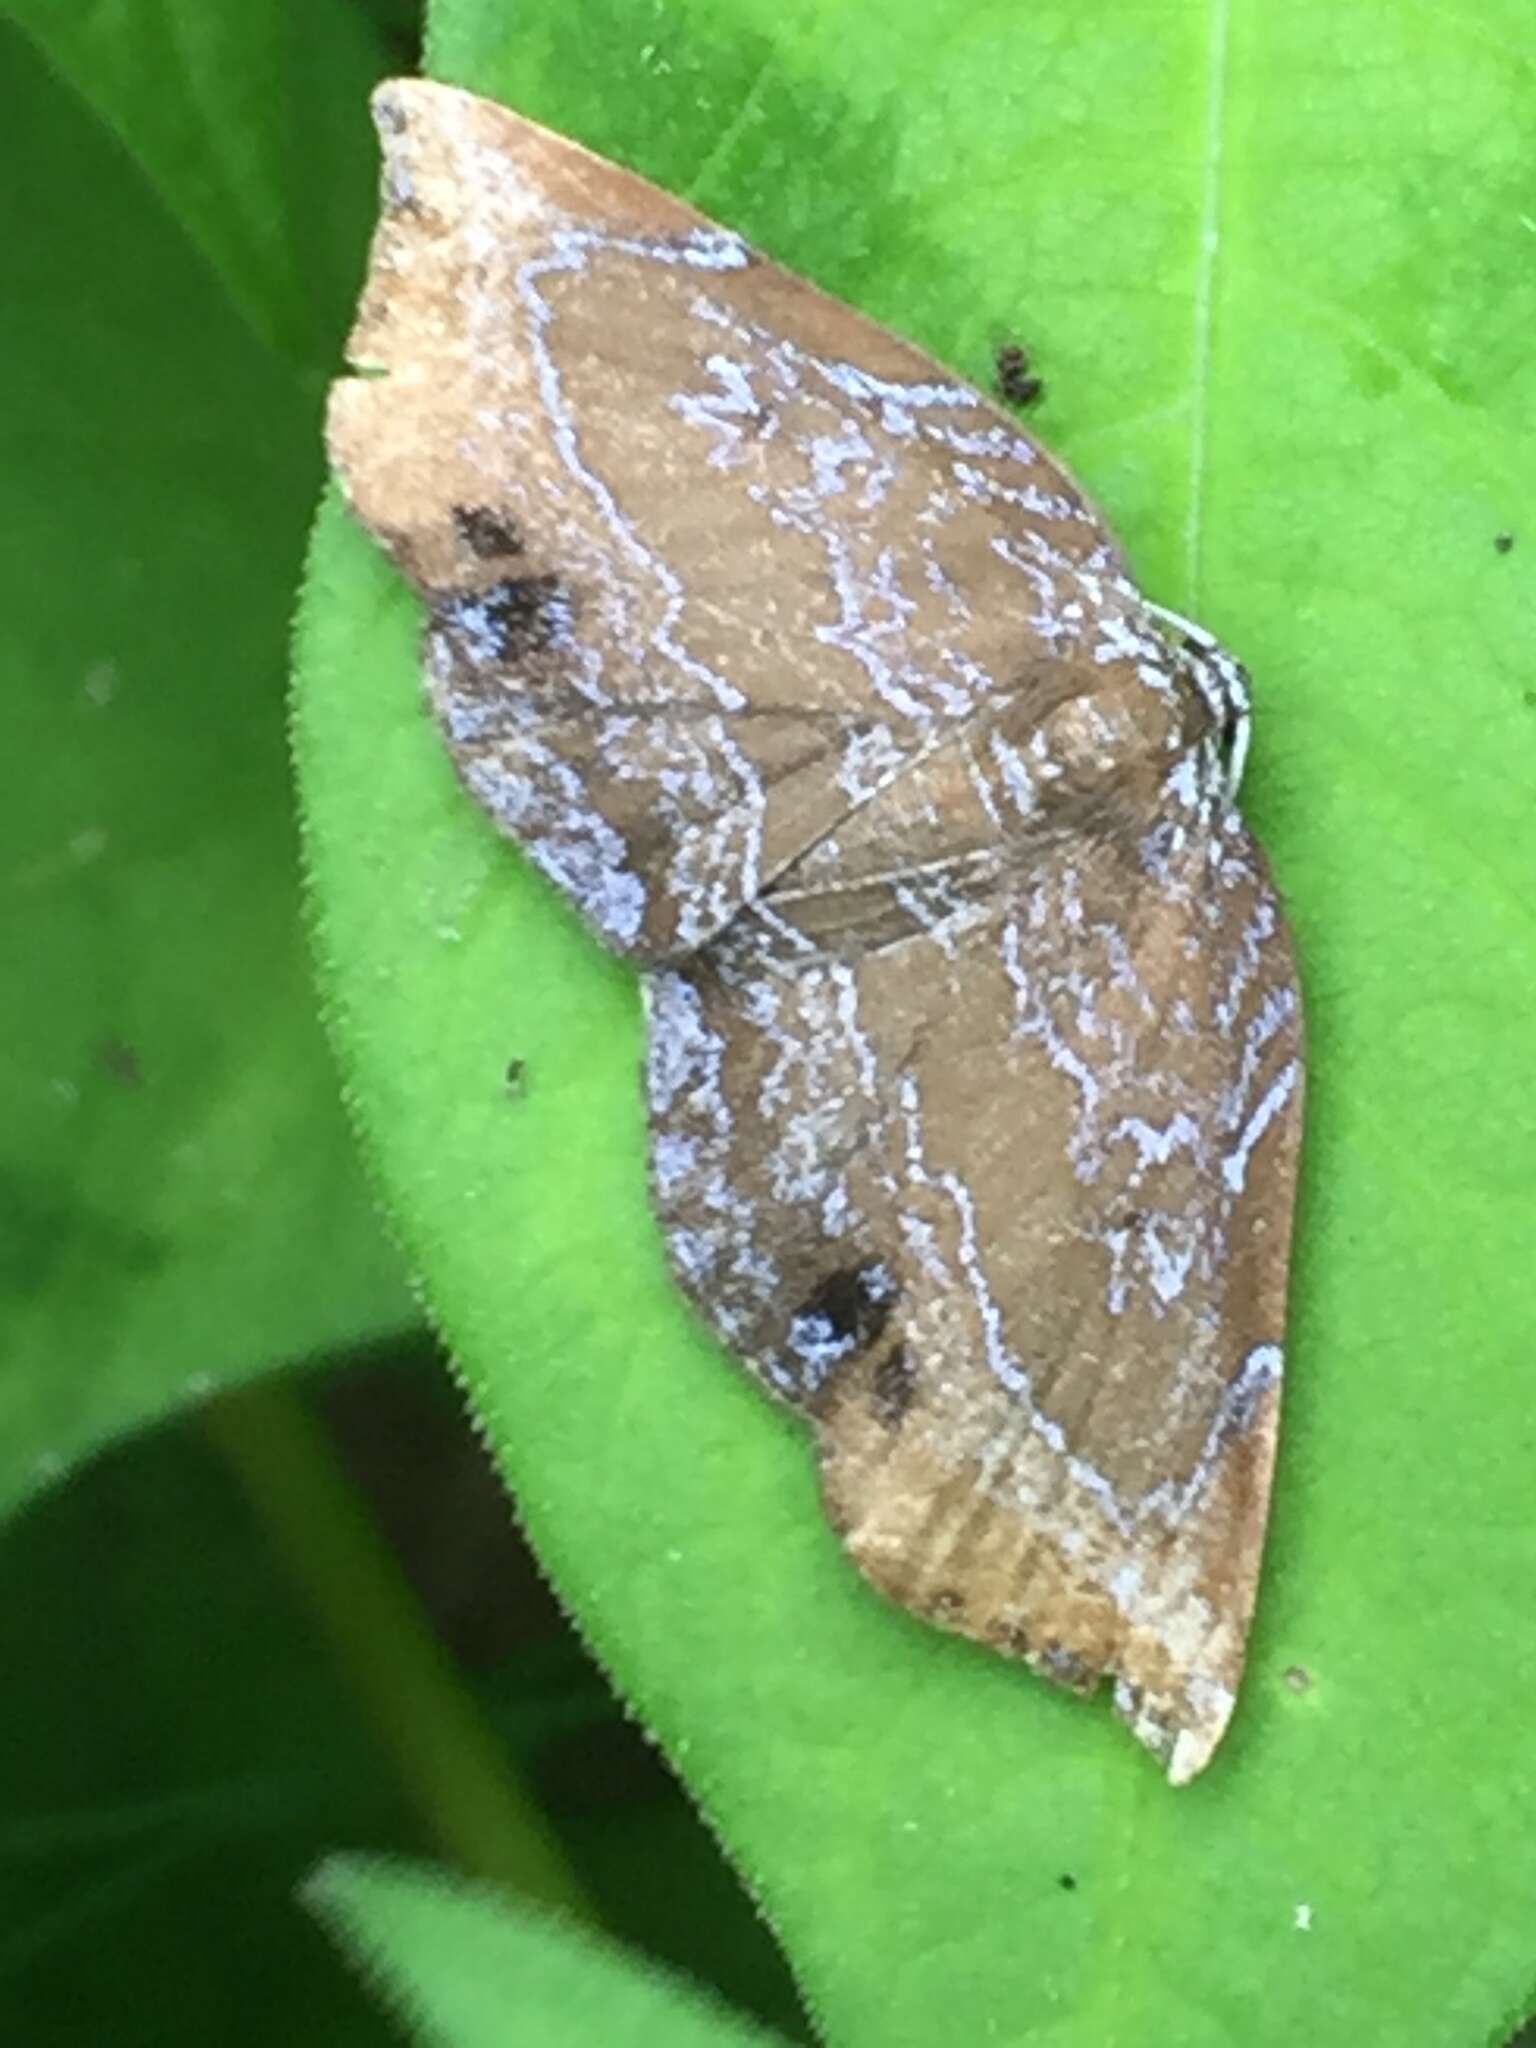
(646, 725), (1301, 1783)
(326, 81), (1146, 961)
(327, 79), (1306, 1784)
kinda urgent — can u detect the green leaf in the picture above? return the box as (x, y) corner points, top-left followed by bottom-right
(296, 2), (1536, 2042)
(0, 22), (413, 1515)
(308, 1855), (783, 2046)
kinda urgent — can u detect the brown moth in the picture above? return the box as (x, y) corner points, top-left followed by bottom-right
(327, 79), (1305, 1785)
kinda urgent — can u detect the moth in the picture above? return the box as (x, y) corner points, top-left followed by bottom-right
(327, 79), (1305, 1785)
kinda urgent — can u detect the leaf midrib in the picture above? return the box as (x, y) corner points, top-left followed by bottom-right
(1186, 0), (1232, 611)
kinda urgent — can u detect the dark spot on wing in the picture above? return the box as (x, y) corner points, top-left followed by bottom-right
(787, 1262), (897, 1386)
(435, 575), (574, 668)
(453, 504), (524, 559)
(927, 1587), (965, 1623)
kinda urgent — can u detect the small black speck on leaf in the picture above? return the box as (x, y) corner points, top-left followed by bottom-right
(100, 1038), (143, 1088)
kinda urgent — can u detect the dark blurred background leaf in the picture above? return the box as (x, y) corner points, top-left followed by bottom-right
(0, 1351), (804, 2043)
(0, 10), (801, 2042)
(0, 10), (415, 1508)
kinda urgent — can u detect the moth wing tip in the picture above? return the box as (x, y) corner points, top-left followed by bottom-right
(1164, 1721), (1220, 1788)
(1113, 1675), (1235, 1787)
(368, 75), (426, 143)
(369, 74), (445, 120)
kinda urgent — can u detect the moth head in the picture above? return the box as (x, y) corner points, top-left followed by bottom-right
(985, 653), (1202, 829)
(1150, 608), (1254, 806)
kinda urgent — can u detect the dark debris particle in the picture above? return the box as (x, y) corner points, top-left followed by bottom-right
(1494, 531), (1515, 554)
(994, 342), (1044, 409)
